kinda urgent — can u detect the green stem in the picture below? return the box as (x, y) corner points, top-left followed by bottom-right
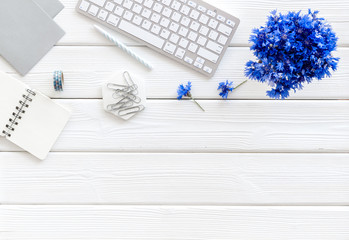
(189, 96), (205, 112)
(234, 80), (248, 90)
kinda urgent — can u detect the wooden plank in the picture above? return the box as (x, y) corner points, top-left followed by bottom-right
(1, 47), (347, 99)
(1, 206), (349, 239)
(1, 152), (349, 205)
(57, 0), (349, 46)
(0, 100), (348, 152)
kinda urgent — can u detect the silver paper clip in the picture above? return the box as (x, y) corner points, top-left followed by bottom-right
(118, 105), (145, 116)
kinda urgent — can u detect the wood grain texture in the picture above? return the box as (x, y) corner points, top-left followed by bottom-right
(0, 100), (348, 153)
(0, 47), (347, 99)
(1, 206), (349, 240)
(57, 0), (349, 46)
(1, 152), (349, 205)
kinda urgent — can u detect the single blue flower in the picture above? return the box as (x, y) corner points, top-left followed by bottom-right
(217, 80), (247, 99)
(177, 81), (205, 112)
(218, 80), (234, 99)
(177, 81), (192, 100)
(245, 9), (339, 99)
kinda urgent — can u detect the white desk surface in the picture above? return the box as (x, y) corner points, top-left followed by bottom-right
(1, 0), (349, 239)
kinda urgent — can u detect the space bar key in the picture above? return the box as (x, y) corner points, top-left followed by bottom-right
(119, 20), (165, 49)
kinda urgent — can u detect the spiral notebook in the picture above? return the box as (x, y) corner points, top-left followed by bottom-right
(0, 72), (70, 160)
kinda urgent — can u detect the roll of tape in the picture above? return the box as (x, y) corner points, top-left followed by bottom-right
(53, 70), (64, 91)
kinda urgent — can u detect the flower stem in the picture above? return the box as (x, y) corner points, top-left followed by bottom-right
(234, 80), (248, 90)
(191, 97), (205, 112)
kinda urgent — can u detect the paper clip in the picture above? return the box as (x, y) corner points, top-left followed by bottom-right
(107, 83), (129, 90)
(118, 105), (145, 116)
(107, 100), (133, 111)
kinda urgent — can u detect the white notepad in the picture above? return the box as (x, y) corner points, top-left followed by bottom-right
(0, 72), (70, 160)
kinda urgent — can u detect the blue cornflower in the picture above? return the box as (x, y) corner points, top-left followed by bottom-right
(245, 9), (339, 99)
(217, 80), (247, 99)
(177, 81), (192, 100)
(218, 80), (234, 99)
(177, 81), (205, 112)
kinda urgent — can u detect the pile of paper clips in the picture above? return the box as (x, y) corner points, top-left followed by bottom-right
(106, 71), (145, 118)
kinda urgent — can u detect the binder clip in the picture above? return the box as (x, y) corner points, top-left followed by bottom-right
(102, 71), (146, 120)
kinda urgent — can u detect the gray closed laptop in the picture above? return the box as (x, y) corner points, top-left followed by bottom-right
(0, 0), (65, 75)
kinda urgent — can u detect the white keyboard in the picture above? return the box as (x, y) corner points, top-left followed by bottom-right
(76, 0), (240, 77)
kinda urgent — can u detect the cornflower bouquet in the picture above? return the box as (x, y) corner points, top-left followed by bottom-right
(245, 10), (339, 99)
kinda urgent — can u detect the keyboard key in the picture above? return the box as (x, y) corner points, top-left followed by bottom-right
(151, 13), (161, 23)
(114, 6), (124, 16)
(208, 30), (218, 41)
(160, 29), (171, 39)
(178, 27), (188, 37)
(91, 0), (106, 7)
(151, 24), (161, 34)
(217, 23), (232, 36)
(171, 1), (181, 10)
(197, 5), (206, 12)
(203, 65), (212, 73)
(153, 3), (163, 12)
(180, 16), (190, 27)
(217, 15), (225, 22)
(162, 0), (171, 6)
(123, 10), (133, 20)
(189, 10), (200, 20)
(187, 1), (196, 8)
(144, 0), (154, 8)
(141, 8), (151, 18)
(199, 26), (209, 36)
(188, 31), (197, 41)
(79, 0), (90, 11)
(119, 20), (165, 48)
(197, 47), (219, 63)
(196, 57), (205, 64)
(142, 19), (152, 30)
(107, 14), (120, 26)
(123, 0), (133, 9)
(208, 19), (218, 29)
(169, 22), (179, 32)
(175, 48), (186, 59)
(114, 0), (123, 4)
(164, 42), (176, 54)
(207, 9), (216, 17)
(188, 42), (198, 53)
(133, 15), (143, 25)
(180, 5), (190, 15)
(218, 35), (228, 45)
(226, 19), (235, 28)
(88, 5), (99, 16)
(98, 9), (109, 20)
(160, 18), (170, 27)
(132, 4), (142, 13)
(179, 38), (189, 48)
(169, 33), (180, 44)
(184, 56), (193, 64)
(193, 61), (203, 69)
(199, 14), (209, 24)
(162, 7), (172, 17)
(171, 12), (181, 22)
(190, 21), (200, 31)
(105, 2), (115, 11)
(197, 36), (207, 46)
(206, 41), (223, 54)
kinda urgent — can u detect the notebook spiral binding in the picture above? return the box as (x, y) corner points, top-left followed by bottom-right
(2, 89), (36, 138)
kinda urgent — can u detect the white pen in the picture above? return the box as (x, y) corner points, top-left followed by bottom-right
(94, 25), (153, 70)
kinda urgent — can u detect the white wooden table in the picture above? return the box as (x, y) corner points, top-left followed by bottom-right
(1, 0), (349, 239)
